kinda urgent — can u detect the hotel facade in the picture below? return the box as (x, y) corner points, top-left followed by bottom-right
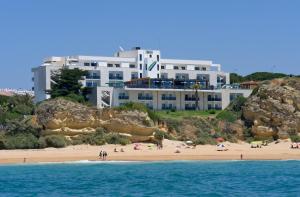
(32, 47), (252, 110)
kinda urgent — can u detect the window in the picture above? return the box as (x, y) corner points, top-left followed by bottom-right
(91, 62), (97, 67)
(139, 64), (142, 70)
(107, 64), (113, 67)
(181, 67), (186, 70)
(157, 74), (160, 78)
(145, 64), (147, 70)
(202, 67), (206, 71)
(149, 54), (152, 58)
(195, 67), (200, 70)
(84, 62), (90, 66)
(161, 73), (168, 79)
(161, 65), (165, 69)
(131, 72), (138, 79)
(157, 64), (159, 70)
(157, 55), (160, 61)
(129, 64), (135, 68)
(115, 64), (120, 68)
(109, 71), (123, 80)
(140, 73), (142, 78)
(174, 66), (179, 70)
(139, 54), (142, 61)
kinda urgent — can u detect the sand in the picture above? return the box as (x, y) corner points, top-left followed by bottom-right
(0, 139), (299, 164)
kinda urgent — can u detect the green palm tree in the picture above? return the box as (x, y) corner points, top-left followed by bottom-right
(192, 83), (200, 110)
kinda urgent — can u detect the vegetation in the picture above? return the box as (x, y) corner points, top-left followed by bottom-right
(0, 94), (35, 124)
(155, 110), (220, 120)
(154, 130), (174, 141)
(191, 83), (200, 110)
(115, 102), (160, 122)
(230, 72), (291, 84)
(46, 68), (92, 103)
(290, 135), (300, 142)
(217, 96), (247, 123)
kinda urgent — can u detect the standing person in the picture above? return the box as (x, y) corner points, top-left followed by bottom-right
(103, 151), (108, 160)
(240, 154), (243, 160)
(99, 150), (103, 160)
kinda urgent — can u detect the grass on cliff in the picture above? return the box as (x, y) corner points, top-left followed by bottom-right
(155, 110), (220, 120)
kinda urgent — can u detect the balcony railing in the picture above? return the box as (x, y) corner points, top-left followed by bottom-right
(161, 96), (176, 100)
(162, 106), (177, 110)
(109, 76), (123, 80)
(208, 106), (222, 110)
(138, 96), (153, 100)
(185, 106), (196, 110)
(208, 98), (222, 102)
(185, 97), (197, 101)
(86, 75), (100, 79)
(118, 96), (129, 100)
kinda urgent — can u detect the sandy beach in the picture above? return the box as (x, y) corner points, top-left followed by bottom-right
(0, 139), (299, 164)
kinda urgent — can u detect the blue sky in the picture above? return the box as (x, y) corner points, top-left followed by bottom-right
(0, 0), (299, 89)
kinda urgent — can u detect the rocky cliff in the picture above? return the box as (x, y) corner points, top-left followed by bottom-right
(36, 98), (156, 141)
(243, 78), (300, 139)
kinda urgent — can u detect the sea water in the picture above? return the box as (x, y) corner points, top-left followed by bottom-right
(0, 160), (300, 196)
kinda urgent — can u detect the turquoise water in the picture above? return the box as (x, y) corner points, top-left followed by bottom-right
(0, 160), (300, 196)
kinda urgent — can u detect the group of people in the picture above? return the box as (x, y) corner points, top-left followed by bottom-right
(99, 150), (108, 160)
(157, 142), (163, 150)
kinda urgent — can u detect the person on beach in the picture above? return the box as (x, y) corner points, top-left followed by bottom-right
(99, 150), (103, 159)
(240, 154), (243, 160)
(103, 151), (108, 160)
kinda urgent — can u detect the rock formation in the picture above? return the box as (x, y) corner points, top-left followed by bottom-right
(36, 98), (156, 141)
(243, 78), (300, 139)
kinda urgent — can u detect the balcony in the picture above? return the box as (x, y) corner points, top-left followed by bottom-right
(185, 106), (196, 110)
(109, 76), (123, 80)
(161, 96), (176, 101)
(208, 98), (222, 102)
(162, 106), (176, 110)
(185, 97), (197, 101)
(118, 95), (129, 100)
(86, 75), (100, 79)
(125, 78), (213, 90)
(208, 106), (222, 110)
(138, 96), (153, 100)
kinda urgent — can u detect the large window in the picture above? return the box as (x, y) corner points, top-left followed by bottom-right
(175, 73), (189, 80)
(109, 71), (123, 80)
(138, 93), (153, 100)
(139, 54), (143, 61)
(157, 55), (160, 61)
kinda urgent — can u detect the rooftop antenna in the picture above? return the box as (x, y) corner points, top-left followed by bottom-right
(119, 46), (124, 52)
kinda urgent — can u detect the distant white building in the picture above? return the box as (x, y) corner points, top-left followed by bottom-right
(32, 47), (252, 110)
(0, 88), (34, 97)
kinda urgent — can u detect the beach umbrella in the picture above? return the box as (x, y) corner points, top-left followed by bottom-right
(216, 137), (224, 142)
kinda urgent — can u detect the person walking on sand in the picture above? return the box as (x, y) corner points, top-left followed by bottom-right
(240, 154), (243, 160)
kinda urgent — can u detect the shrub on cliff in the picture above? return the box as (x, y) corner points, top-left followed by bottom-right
(105, 133), (131, 145)
(40, 135), (67, 148)
(0, 94), (34, 124)
(2, 133), (39, 149)
(154, 130), (173, 141)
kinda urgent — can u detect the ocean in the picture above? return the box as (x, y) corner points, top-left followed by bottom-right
(0, 160), (299, 196)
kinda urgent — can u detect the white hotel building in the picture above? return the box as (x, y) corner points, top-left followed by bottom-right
(32, 47), (252, 110)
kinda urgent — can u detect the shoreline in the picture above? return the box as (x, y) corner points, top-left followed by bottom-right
(1, 139), (300, 164)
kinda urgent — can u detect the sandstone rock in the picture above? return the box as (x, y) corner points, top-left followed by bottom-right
(243, 78), (300, 139)
(36, 98), (157, 141)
